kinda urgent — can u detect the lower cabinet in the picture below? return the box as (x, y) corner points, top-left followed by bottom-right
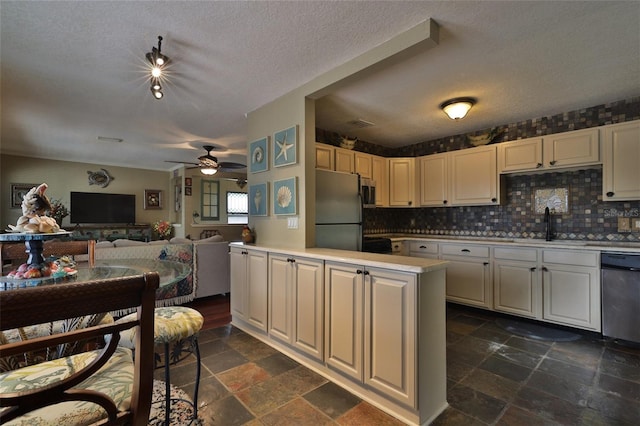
(268, 253), (324, 361)
(493, 247), (540, 318)
(230, 246), (268, 332)
(325, 261), (417, 408)
(441, 244), (492, 309)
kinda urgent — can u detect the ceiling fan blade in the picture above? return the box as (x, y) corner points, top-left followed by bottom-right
(218, 162), (246, 170)
(165, 160), (200, 166)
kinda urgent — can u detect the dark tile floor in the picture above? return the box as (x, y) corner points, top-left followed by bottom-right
(166, 304), (640, 425)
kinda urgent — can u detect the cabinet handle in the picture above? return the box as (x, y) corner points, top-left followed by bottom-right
(536, 163), (543, 168)
(461, 249), (471, 253)
(606, 191), (615, 197)
(419, 245), (427, 249)
(287, 258), (296, 263)
(549, 160), (557, 166)
(483, 262), (490, 266)
(530, 267), (537, 272)
(443, 200), (448, 204)
(542, 266), (548, 272)
(363, 270), (370, 276)
(241, 250), (248, 255)
(408, 201), (412, 206)
(491, 198), (497, 203)
(357, 269), (363, 274)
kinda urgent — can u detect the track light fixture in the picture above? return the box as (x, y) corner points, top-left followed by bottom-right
(146, 36), (169, 100)
(440, 97), (476, 120)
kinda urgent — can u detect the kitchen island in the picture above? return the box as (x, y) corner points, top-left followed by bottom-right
(229, 242), (449, 426)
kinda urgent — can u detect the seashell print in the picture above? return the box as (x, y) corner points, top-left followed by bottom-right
(253, 189), (262, 213)
(277, 185), (292, 208)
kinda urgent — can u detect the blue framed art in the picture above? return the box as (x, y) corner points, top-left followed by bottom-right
(249, 182), (268, 216)
(249, 137), (269, 173)
(273, 125), (297, 167)
(273, 177), (297, 215)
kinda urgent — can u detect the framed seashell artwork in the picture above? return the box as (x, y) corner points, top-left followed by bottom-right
(249, 136), (269, 173)
(249, 182), (268, 216)
(10, 183), (37, 208)
(273, 177), (297, 215)
(273, 125), (297, 168)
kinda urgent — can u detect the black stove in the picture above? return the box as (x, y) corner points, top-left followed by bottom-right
(362, 237), (392, 254)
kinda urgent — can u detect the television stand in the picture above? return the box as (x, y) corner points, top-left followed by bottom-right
(71, 224), (151, 242)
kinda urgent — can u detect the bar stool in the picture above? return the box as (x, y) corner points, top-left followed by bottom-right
(117, 306), (203, 425)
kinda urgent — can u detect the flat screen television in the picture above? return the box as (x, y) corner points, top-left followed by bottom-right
(70, 192), (136, 224)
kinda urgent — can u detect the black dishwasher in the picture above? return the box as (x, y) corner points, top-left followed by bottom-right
(601, 252), (640, 344)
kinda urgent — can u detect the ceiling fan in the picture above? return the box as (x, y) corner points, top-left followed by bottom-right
(166, 145), (246, 175)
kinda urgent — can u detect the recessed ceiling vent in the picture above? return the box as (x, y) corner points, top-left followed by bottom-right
(346, 118), (375, 128)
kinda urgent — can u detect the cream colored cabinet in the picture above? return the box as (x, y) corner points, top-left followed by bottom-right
(498, 138), (544, 173)
(543, 128), (599, 168)
(440, 243), (492, 309)
(541, 249), (600, 331)
(419, 153), (449, 206)
(371, 155), (388, 207)
(493, 247), (540, 318)
(602, 120), (640, 201)
(449, 145), (500, 206)
(408, 240), (439, 259)
(389, 157), (419, 207)
(230, 246), (268, 332)
(268, 253), (324, 360)
(335, 147), (355, 173)
(325, 261), (416, 407)
(315, 143), (335, 170)
(354, 152), (373, 179)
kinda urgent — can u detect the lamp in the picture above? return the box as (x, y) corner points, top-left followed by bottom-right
(200, 168), (217, 175)
(146, 36), (169, 100)
(440, 97), (476, 120)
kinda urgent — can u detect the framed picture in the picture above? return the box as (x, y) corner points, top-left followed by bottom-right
(249, 182), (268, 216)
(273, 177), (297, 215)
(249, 137), (269, 173)
(174, 185), (182, 212)
(534, 188), (569, 214)
(10, 183), (37, 208)
(184, 177), (192, 187)
(144, 189), (162, 210)
(273, 125), (297, 168)
(185, 187), (192, 196)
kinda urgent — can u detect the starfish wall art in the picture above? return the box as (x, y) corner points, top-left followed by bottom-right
(273, 125), (297, 167)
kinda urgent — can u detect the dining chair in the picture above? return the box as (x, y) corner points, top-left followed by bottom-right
(0, 272), (159, 425)
(0, 239), (96, 273)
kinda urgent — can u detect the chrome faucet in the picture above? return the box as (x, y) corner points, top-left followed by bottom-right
(544, 207), (553, 241)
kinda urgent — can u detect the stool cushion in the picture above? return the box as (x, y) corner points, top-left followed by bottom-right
(117, 307), (203, 349)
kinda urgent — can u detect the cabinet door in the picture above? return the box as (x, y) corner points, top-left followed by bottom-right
(246, 250), (268, 331)
(335, 148), (355, 173)
(315, 143), (335, 170)
(419, 153), (448, 206)
(355, 152), (372, 179)
(371, 155), (388, 207)
(542, 265), (600, 331)
(268, 254), (292, 343)
(543, 128), (599, 168)
(602, 121), (640, 201)
(364, 268), (416, 407)
(325, 262), (363, 381)
(498, 138), (543, 173)
(449, 145), (499, 206)
(389, 158), (417, 207)
(442, 255), (492, 309)
(494, 261), (538, 318)
(293, 257), (324, 360)
(229, 248), (247, 320)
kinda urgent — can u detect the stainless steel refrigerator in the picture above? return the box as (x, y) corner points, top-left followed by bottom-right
(315, 169), (362, 251)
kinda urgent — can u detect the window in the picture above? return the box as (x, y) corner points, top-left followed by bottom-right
(227, 191), (248, 224)
(200, 180), (219, 220)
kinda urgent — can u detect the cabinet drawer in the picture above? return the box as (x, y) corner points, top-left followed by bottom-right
(542, 249), (599, 267)
(441, 244), (489, 258)
(494, 247), (538, 262)
(409, 241), (439, 255)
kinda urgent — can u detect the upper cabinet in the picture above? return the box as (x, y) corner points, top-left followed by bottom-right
(498, 128), (600, 174)
(354, 152), (372, 179)
(315, 143), (335, 170)
(389, 158), (419, 207)
(419, 152), (448, 207)
(335, 147), (355, 173)
(449, 145), (501, 206)
(371, 155), (388, 207)
(602, 120), (640, 201)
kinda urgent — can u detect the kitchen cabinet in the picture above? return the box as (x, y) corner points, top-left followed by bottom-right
(230, 246), (268, 332)
(419, 152), (449, 206)
(315, 143), (335, 170)
(389, 157), (419, 207)
(541, 249), (600, 331)
(355, 152), (373, 179)
(493, 247), (540, 318)
(371, 155), (388, 207)
(449, 145), (501, 206)
(498, 138), (544, 173)
(391, 240), (405, 255)
(268, 253), (324, 360)
(602, 120), (640, 201)
(335, 147), (355, 173)
(440, 243), (492, 309)
(408, 240), (439, 259)
(325, 261), (417, 407)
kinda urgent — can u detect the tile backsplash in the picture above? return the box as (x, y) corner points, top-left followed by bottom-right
(318, 96), (640, 242)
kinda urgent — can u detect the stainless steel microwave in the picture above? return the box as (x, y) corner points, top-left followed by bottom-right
(361, 178), (376, 207)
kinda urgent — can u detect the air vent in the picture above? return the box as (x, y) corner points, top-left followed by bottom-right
(97, 136), (123, 143)
(346, 118), (375, 128)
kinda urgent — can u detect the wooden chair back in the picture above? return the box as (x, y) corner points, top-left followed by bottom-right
(0, 272), (159, 425)
(0, 239), (96, 270)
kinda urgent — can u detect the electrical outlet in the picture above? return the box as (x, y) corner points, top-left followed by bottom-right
(632, 218), (640, 232)
(618, 217), (631, 233)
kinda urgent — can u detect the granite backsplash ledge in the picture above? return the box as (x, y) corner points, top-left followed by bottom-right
(364, 169), (640, 243)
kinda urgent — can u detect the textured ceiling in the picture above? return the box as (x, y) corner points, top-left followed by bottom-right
(1, 1), (639, 172)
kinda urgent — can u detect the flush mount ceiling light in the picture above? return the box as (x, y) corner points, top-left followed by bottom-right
(439, 97), (476, 120)
(146, 36), (169, 100)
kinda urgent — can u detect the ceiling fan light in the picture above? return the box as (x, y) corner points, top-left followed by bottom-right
(200, 168), (217, 175)
(440, 97), (476, 120)
(151, 87), (163, 99)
